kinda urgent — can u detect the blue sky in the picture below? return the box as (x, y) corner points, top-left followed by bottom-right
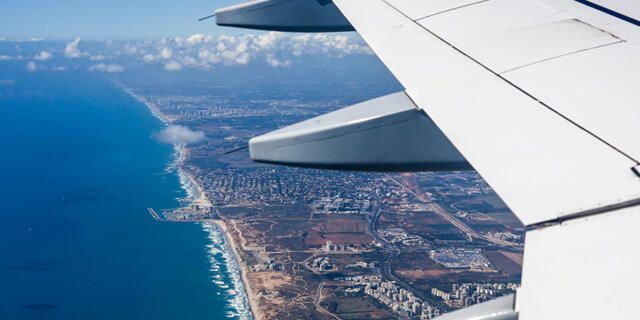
(0, 0), (250, 40)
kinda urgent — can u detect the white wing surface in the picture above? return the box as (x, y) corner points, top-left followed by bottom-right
(214, 0), (640, 318)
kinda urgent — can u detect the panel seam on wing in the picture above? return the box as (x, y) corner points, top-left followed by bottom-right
(528, 195), (640, 229)
(413, 0), (490, 21)
(499, 39), (623, 74)
(381, 0), (640, 165)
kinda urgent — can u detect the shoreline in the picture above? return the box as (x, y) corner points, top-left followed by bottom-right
(118, 84), (173, 125)
(208, 219), (263, 320)
(121, 85), (260, 320)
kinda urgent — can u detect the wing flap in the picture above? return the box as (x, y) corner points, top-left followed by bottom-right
(418, 0), (622, 73)
(517, 205), (640, 319)
(504, 42), (640, 162)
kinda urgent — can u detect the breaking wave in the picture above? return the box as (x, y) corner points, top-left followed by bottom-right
(202, 222), (252, 320)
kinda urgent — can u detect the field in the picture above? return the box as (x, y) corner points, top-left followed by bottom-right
(320, 295), (395, 320)
(378, 210), (468, 241)
(484, 251), (523, 276)
(326, 216), (367, 233)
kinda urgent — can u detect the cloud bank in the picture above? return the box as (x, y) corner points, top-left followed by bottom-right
(11, 32), (374, 73)
(133, 31), (372, 70)
(154, 125), (206, 144)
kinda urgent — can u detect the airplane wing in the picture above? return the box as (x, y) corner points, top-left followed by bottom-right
(213, 0), (640, 319)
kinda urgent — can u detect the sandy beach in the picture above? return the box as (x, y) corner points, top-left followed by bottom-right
(123, 85), (261, 320)
(118, 84), (177, 124)
(182, 160), (262, 320)
(208, 219), (264, 320)
(182, 157), (262, 319)
(181, 165), (210, 209)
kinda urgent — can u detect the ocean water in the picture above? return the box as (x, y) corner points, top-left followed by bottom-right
(0, 69), (248, 319)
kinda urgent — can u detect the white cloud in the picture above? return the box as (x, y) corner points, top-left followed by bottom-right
(125, 44), (137, 54)
(34, 51), (52, 60)
(65, 37), (83, 58)
(52, 66), (67, 71)
(0, 79), (15, 85)
(187, 34), (213, 45)
(266, 54), (290, 68)
(236, 53), (250, 64)
(90, 55), (106, 61)
(235, 41), (248, 53)
(26, 61), (37, 71)
(120, 32), (372, 70)
(153, 125), (205, 144)
(255, 31), (286, 49)
(164, 61), (182, 71)
(219, 49), (250, 65)
(89, 63), (123, 73)
(142, 54), (156, 63)
(159, 47), (172, 59)
(0, 55), (12, 61)
(198, 49), (220, 64)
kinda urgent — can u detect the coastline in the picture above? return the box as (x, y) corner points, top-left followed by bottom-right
(122, 85), (260, 320)
(208, 219), (263, 320)
(119, 85), (173, 124)
(182, 153), (262, 320)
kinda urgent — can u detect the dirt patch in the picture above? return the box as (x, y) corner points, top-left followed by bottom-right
(484, 251), (522, 275)
(499, 250), (523, 265)
(326, 216), (367, 233)
(304, 231), (326, 246)
(395, 269), (459, 279)
(251, 271), (292, 291)
(323, 233), (372, 245)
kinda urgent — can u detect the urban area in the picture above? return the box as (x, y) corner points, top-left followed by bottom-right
(121, 71), (525, 320)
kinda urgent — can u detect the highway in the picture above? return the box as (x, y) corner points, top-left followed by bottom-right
(385, 175), (512, 246)
(385, 175), (477, 242)
(366, 196), (432, 305)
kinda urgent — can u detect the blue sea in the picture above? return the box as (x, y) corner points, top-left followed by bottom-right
(0, 68), (249, 319)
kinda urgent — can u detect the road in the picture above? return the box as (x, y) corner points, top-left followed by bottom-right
(366, 195), (432, 304)
(314, 281), (342, 320)
(385, 175), (477, 242)
(386, 174), (513, 246)
(426, 202), (477, 242)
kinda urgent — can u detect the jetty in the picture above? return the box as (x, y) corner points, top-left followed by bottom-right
(148, 208), (167, 221)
